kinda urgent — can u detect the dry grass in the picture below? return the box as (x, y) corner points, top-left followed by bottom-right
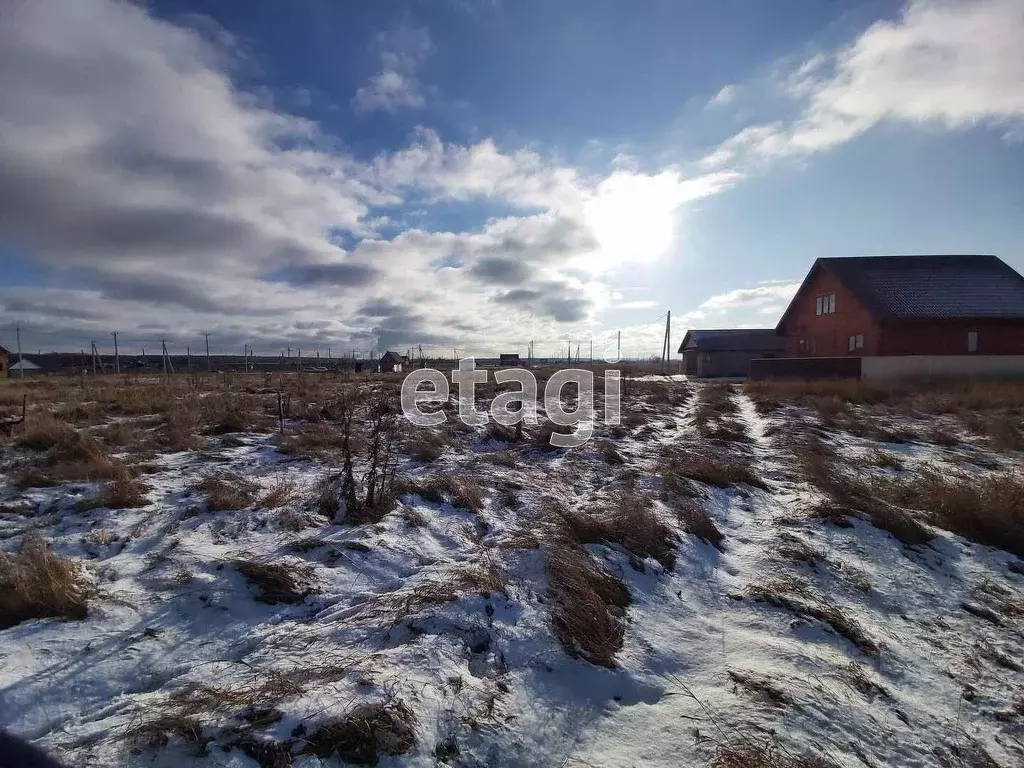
(16, 422), (125, 487)
(259, 476), (298, 508)
(661, 447), (766, 491)
(713, 741), (838, 768)
(396, 475), (485, 513)
(161, 404), (202, 451)
(596, 440), (625, 465)
(15, 411), (79, 451)
(408, 430), (447, 462)
(728, 669), (792, 707)
(233, 559), (314, 604)
(195, 473), (259, 512)
(676, 499), (725, 550)
(78, 471), (149, 511)
(548, 544), (629, 668)
(125, 714), (205, 752)
(543, 495), (676, 570)
(302, 699), (416, 765)
(876, 470), (1024, 557)
(276, 422), (346, 459)
(0, 532), (92, 629)
(533, 420), (576, 450)
(746, 576), (878, 655)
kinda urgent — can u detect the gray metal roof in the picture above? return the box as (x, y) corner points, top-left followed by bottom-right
(677, 329), (783, 354)
(820, 255), (1024, 320)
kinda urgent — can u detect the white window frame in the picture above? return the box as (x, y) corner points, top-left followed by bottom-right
(856, 334), (864, 349)
(815, 296), (823, 316)
(848, 335), (856, 352)
(967, 331), (978, 353)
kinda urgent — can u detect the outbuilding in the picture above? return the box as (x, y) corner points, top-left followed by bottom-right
(677, 329), (784, 378)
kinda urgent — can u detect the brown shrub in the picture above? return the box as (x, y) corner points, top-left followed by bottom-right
(0, 533), (92, 629)
(408, 430), (447, 462)
(233, 559), (314, 604)
(533, 420), (575, 450)
(276, 423), (346, 459)
(302, 700), (416, 765)
(548, 545), (628, 667)
(161, 404), (202, 451)
(196, 473), (259, 511)
(676, 499), (725, 550)
(259, 476), (297, 508)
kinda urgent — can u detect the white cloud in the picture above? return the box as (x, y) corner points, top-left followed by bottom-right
(704, 0), (1024, 166)
(614, 300), (660, 310)
(696, 281), (800, 313)
(352, 26), (432, 113)
(708, 84), (738, 107)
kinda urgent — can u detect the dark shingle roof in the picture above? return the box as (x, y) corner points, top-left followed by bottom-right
(380, 350), (402, 363)
(677, 329), (783, 354)
(820, 255), (1024, 319)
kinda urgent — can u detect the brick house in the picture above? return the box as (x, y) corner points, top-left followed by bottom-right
(776, 255), (1024, 359)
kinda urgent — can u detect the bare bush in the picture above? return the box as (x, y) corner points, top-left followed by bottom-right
(396, 475), (485, 513)
(0, 533), (92, 629)
(16, 411), (78, 451)
(78, 470), (149, 511)
(259, 476), (297, 508)
(408, 430), (447, 462)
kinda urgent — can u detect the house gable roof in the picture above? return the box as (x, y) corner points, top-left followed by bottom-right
(379, 350), (402, 363)
(677, 329), (783, 354)
(0, 346), (9, 356)
(778, 255), (1024, 331)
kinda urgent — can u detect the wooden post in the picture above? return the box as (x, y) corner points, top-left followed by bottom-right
(278, 391), (284, 434)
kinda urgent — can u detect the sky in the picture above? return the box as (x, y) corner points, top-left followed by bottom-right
(1, 0), (1023, 359)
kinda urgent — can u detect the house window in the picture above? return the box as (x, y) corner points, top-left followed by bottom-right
(848, 334), (864, 352)
(967, 331), (978, 353)
(815, 293), (836, 315)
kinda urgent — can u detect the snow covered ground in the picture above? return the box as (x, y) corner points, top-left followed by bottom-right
(0, 376), (1021, 767)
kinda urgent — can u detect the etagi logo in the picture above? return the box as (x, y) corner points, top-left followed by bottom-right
(401, 358), (620, 448)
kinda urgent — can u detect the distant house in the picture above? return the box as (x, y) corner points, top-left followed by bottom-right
(499, 353), (520, 366)
(8, 358), (43, 376)
(0, 346), (8, 378)
(678, 329), (783, 378)
(765, 254), (1024, 379)
(379, 350), (404, 373)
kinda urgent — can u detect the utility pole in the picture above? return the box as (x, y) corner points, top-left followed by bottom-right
(589, 339), (593, 364)
(161, 339), (167, 374)
(90, 341), (98, 375)
(187, 345), (192, 372)
(617, 330), (621, 362)
(15, 325), (23, 379)
(203, 332), (212, 372)
(111, 331), (120, 374)
(661, 310), (672, 373)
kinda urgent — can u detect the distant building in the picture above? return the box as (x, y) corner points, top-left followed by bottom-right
(499, 353), (520, 366)
(8, 358), (43, 375)
(379, 350), (404, 373)
(678, 329), (783, 378)
(0, 346), (8, 378)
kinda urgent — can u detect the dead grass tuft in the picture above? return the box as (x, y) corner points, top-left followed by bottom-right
(713, 741), (838, 768)
(78, 470), (149, 511)
(543, 494), (676, 569)
(125, 714), (206, 753)
(408, 430), (447, 462)
(661, 447), (766, 491)
(302, 699), (416, 765)
(676, 499), (725, 550)
(728, 669), (792, 707)
(196, 473), (259, 511)
(746, 576), (878, 655)
(396, 475), (485, 513)
(233, 559), (315, 604)
(16, 411), (78, 451)
(876, 470), (1024, 557)
(259, 476), (298, 508)
(548, 545), (628, 667)
(597, 440), (625, 465)
(0, 532), (92, 629)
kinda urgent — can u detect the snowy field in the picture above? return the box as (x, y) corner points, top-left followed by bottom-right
(0, 373), (1022, 767)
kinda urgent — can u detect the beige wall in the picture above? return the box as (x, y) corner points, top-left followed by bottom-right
(861, 355), (1024, 380)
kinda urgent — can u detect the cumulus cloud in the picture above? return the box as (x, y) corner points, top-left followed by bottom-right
(707, 84), (738, 107)
(0, 0), (734, 355)
(352, 26), (432, 113)
(704, 0), (1024, 167)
